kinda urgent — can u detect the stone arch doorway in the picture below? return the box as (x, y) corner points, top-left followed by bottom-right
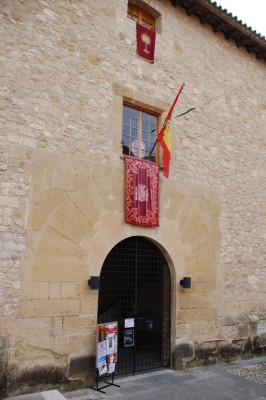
(97, 236), (171, 375)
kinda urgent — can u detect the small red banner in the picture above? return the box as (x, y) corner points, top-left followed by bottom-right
(136, 22), (156, 63)
(124, 156), (159, 227)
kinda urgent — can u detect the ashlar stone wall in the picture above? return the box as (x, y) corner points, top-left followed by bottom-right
(0, 0), (265, 395)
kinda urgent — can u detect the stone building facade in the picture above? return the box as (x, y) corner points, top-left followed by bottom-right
(0, 0), (265, 396)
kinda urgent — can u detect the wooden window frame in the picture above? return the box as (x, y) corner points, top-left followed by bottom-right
(127, 4), (155, 30)
(122, 103), (160, 163)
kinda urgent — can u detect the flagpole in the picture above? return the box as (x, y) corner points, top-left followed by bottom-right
(157, 82), (185, 142)
(166, 82), (185, 118)
(148, 83), (185, 160)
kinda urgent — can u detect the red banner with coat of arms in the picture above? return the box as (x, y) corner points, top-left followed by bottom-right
(124, 156), (159, 227)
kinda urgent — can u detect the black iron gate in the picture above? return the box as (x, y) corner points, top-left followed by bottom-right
(97, 236), (171, 375)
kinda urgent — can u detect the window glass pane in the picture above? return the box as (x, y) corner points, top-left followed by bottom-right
(123, 106), (131, 116)
(131, 139), (138, 157)
(131, 109), (139, 119)
(131, 128), (138, 139)
(122, 104), (158, 160)
(142, 131), (149, 141)
(123, 115), (130, 125)
(142, 140), (149, 159)
(123, 125), (130, 135)
(122, 135), (130, 145)
(141, 111), (157, 161)
(142, 113), (150, 123)
(142, 122), (149, 133)
(132, 119), (138, 129)
(150, 115), (156, 124)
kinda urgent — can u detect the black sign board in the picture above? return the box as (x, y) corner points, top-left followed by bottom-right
(124, 329), (134, 347)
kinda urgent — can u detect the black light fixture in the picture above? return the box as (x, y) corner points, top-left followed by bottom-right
(88, 276), (100, 290)
(180, 277), (191, 289)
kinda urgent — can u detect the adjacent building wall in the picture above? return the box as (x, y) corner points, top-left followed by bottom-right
(0, 0), (265, 396)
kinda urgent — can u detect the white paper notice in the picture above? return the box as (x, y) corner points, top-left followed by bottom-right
(125, 318), (135, 328)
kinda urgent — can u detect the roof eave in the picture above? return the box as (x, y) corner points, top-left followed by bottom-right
(171, 0), (266, 62)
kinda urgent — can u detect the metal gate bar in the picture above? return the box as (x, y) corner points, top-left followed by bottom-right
(97, 237), (170, 375)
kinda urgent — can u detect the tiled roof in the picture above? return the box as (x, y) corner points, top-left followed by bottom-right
(171, 0), (266, 61)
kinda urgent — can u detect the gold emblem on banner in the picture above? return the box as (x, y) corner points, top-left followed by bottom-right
(141, 32), (151, 53)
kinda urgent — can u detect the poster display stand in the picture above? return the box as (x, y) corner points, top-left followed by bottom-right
(90, 321), (120, 394)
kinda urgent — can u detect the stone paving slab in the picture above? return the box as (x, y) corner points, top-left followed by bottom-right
(3, 390), (66, 400)
(3, 395), (45, 400)
(64, 360), (266, 400)
(42, 390), (66, 400)
(64, 359), (266, 400)
(4, 357), (266, 400)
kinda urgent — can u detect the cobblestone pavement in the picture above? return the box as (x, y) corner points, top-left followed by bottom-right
(227, 362), (266, 385)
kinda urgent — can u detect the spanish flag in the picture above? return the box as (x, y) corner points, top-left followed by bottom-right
(157, 84), (185, 178)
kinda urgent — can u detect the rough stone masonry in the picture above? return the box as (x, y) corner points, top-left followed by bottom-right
(0, 0), (265, 397)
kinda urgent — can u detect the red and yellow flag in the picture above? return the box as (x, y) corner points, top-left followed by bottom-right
(157, 84), (185, 178)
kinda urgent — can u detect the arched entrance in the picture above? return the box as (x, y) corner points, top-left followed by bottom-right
(97, 236), (171, 375)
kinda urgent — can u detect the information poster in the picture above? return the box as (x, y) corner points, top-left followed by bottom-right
(124, 329), (134, 347)
(96, 322), (118, 376)
(124, 318), (135, 328)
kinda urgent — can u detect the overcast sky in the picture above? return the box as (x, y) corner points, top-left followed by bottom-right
(214, 0), (266, 37)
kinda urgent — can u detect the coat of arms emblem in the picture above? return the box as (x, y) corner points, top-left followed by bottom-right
(135, 184), (149, 203)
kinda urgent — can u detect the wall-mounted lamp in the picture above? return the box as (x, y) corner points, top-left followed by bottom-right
(88, 276), (100, 290)
(180, 277), (191, 289)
